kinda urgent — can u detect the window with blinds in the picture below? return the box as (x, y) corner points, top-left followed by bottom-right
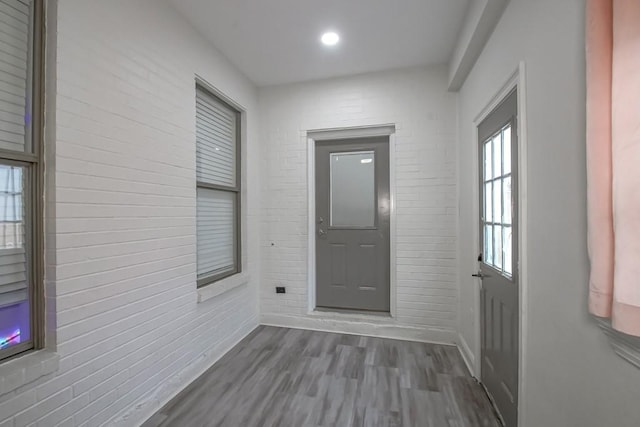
(195, 85), (240, 287)
(0, 0), (43, 361)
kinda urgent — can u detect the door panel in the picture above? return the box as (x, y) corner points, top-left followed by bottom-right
(357, 244), (376, 290)
(330, 244), (347, 286)
(478, 90), (518, 426)
(316, 137), (390, 312)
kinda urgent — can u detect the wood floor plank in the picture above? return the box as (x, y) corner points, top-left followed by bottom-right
(142, 326), (500, 427)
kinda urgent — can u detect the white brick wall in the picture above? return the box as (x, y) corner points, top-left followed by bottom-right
(258, 67), (459, 342)
(0, 0), (261, 425)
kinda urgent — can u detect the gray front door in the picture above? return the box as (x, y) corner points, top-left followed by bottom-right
(315, 137), (390, 312)
(478, 90), (519, 426)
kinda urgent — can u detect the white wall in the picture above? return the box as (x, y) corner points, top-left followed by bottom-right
(259, 66), (459, 343)
(0, 0), (261, 425)
(457, 0), (640, 426)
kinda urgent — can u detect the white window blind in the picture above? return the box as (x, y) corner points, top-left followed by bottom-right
(196, 188), (234, 277)
(196, 89), (237, 188)
(0, 0), (31, 153)
(195, 86), (239, 284)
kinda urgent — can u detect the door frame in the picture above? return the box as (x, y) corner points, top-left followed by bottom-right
(471, 62), (528, 427)
(306, 124), (397, 317)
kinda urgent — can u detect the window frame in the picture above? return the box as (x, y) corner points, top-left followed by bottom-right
(0, 0), (45, 361)
(195, 83), (242, 288)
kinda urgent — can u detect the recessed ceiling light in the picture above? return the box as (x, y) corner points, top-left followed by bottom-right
(321, 32), (340, 46)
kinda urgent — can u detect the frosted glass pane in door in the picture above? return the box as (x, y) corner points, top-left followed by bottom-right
(493, 134), (502, 178)
(493, 179), (502, 224)
(484, 142), (492, 181)
(484, 182), (492, 222)
(330, 151), (375, 227)
(503, 126), (512, 175)
(484, 225), (493, 266)
(503, 176), (512, 225)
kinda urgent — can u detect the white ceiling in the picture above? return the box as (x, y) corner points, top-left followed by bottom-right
(169, 0), (471, 87)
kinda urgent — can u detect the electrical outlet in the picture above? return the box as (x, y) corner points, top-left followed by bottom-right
(276, 286), (286, 294)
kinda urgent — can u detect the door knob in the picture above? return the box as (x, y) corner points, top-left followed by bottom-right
(318, 228), (326, 236)
(472, 271), (489, 279)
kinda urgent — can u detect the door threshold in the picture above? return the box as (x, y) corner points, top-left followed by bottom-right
(313, 307), (391, 318)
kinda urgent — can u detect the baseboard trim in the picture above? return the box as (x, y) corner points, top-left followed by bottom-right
(260, 313), (457, 345)
(110, 317), (259, 427)
(457, 333), (476, 376)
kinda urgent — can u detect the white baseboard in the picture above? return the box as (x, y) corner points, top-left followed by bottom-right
(260, 312), (457, 345)
(457, 333), (476, 376)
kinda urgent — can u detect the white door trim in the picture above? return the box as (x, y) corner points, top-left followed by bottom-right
(471, 61), (528, 427)
(307, 125), (397, 317)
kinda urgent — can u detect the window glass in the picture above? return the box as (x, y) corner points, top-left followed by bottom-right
(484, 141), (492, 181)
(484, 182), (492, 222)
(492, 134), (502, 179)
(481, 124), (514, 277)
(196, 188), (236, 278)
(503, 126), (512, 175)
(330, 151), (375, 227)
(0, 165), (30, 352)
(503, 176), (512, 225)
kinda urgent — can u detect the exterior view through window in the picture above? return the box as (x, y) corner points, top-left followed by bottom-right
(195, 85), (241, 287)
(0, 0), (43, 360)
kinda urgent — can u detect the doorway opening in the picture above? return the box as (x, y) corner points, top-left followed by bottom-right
(307, 126), (396, 316)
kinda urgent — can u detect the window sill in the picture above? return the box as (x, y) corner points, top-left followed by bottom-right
(0, 350), (60, 396)
(197, 272), (250, 303)
(595, 317), (640, 370)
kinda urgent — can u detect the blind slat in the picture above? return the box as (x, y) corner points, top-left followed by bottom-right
(0, 1), (29, 25)
(0, 288), (26, 308)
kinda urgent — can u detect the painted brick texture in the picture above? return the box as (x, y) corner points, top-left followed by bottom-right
(258, 67), (459, 341)
(0, 0), (261, 425)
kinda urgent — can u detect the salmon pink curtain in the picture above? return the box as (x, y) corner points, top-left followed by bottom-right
(587, 0), (640, 337)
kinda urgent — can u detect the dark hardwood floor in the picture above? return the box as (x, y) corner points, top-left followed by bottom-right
(142, 326), (499, 427)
